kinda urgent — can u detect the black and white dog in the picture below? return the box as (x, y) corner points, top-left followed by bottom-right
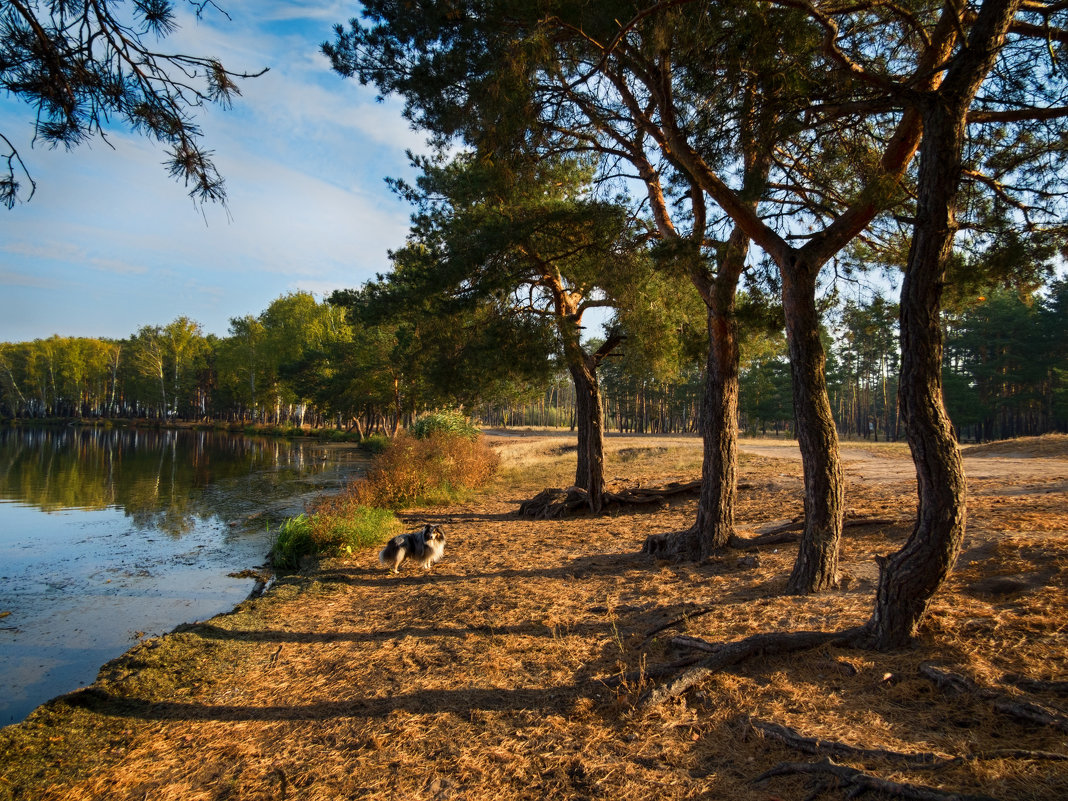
(378, 524), (446, 573)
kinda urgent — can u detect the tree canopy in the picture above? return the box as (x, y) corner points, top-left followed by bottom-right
(1, 0), (266, 207)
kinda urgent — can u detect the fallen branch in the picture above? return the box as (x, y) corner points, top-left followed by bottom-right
(753, 758), (1000, 801)
(919, 663), (978, 695)
(640, 627), (863, 708)
(607, 480), (701, 504)
(1002, 674), (1068, 697)
(991, 698), (1068, 733)
(730, 516), (899, 549)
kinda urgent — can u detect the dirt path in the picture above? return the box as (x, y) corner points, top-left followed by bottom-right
(738, 437), (1068, 490)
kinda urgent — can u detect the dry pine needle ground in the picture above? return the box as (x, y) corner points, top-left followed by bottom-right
(1, 432), (1066, 800)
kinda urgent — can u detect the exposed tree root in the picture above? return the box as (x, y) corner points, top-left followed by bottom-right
(643, 605), (719, 642)
(639, 627), (864, 708)
(1002, 674), (1068, 697)
(753, 758), (1000, 801)
(749, 718), (1068, 770)
(639, 526), (702, 559)
(519, 480), (702, 519)
(750, 719), (944, 766)
(920, 663), (1068, 733)
(518, 487), (589, 519)
(669, 635), (718, 652)
(640, 514), (900, 556)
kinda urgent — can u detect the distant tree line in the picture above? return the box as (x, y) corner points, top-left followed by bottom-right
(6, 280), (1065, 445)
(479, 279), (1068, 443)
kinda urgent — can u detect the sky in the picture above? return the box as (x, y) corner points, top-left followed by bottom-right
(0, 1), (429, 343)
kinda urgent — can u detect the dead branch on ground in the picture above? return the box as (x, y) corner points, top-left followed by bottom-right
(640, 627), (864, 708)
(749, 718), (1068, 769)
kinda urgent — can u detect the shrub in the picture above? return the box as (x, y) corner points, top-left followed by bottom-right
(349, 431), (499, 509)
(361, 433), (391, 454)
(311, 500), (399, 555)
(411, 409), (479, 441)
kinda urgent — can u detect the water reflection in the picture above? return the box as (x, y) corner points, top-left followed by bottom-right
(0, 426), (367, 726)
(0, 426), (364, 533)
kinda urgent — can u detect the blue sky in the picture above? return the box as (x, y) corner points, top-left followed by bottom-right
(0, 1), (427, 343)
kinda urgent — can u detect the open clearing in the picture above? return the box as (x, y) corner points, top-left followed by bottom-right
(1, 433), (1066, 800)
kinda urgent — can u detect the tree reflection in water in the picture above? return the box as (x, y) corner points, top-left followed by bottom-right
(0, 426), (363, 535)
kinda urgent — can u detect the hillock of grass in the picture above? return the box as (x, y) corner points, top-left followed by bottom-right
(269, 425), (498, 568)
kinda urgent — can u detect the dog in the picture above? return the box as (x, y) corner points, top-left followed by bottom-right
(378, 524), (446, 573)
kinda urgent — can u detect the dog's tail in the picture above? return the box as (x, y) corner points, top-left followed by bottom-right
(377, 542), (394, 566)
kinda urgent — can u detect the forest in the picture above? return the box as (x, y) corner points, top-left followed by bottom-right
(1, 281), (1066, 443)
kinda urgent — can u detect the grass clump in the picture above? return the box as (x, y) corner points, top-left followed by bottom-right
(360, 433), (391, 454)
(268, 514), (317, 569)
(349, 430), (499, 509)
(269, 505), (400, 569)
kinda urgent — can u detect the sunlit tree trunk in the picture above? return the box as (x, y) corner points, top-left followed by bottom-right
(783, 261), (843, 593)
(863, 0), (1020, 649)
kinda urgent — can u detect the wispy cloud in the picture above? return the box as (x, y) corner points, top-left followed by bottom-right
(0, 269), (60, 290)
(0, 3), (424, 342)
(2, 241), (86, 263)
(88, 258), (149, 276)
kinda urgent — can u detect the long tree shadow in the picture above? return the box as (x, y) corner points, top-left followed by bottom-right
(315, 551), (654, 588)
(60, 681), (597, 723)
(187, 619), (610, 645)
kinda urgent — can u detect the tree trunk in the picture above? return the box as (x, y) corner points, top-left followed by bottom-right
(642, 231), (748, 559)
(692, 298), (740, 556)
(782, 261), (844, 594)
(567, 349), (606, 513)
(863, 0), (1020, 649)
(865, 104), (969, 648)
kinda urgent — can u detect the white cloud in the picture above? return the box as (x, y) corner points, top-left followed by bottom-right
(2, 241), (86, 264)
(88, 258), (149, 276)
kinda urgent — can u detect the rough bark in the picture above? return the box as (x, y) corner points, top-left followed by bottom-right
(641, 228), (748, 560)
(691, 242), (745, 557)
(567, 349), (606, 513)
(782, 261), (844, 594)
(562, 328), (622, 514)
(863, 0), (1022, 649)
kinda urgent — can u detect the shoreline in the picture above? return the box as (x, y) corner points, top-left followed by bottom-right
(0, 428), (372, 729)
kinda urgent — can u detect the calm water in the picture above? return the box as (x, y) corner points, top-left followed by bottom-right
(0, 426), (367, 726)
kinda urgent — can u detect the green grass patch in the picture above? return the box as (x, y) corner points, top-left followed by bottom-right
(269, 504), (400, 569)
(268, 514), (317, 569)
(411, 409), (479, 440)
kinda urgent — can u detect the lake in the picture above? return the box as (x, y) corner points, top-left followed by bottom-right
(0, 425), (368, 726)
